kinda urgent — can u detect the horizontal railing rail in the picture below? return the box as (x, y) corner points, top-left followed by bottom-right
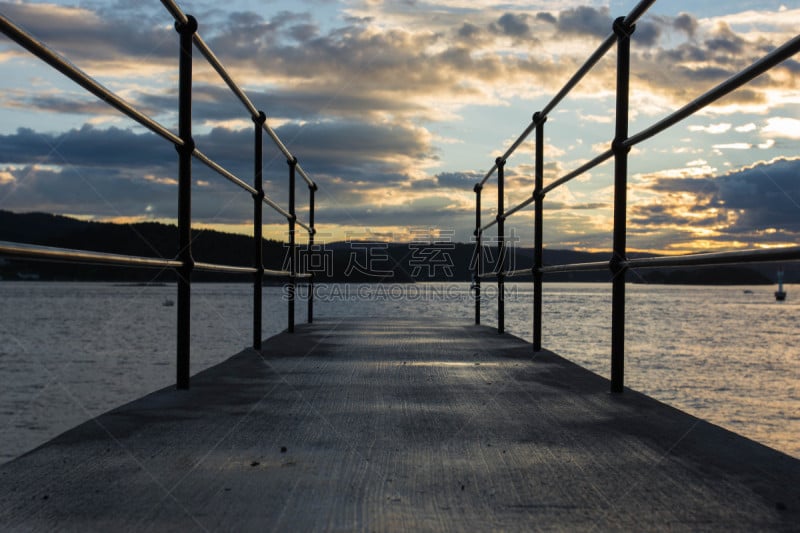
(0, 14), (312, 230)
(477, 0), (657, 188)
(160, 0), (316, 190)
(0, 241), (184, 270)
(0, 1), (321, 389)
(471, 0), (800, 393)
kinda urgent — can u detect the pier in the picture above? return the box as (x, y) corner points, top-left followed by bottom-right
(1, 319), (798, 530)
(1, 1), (800, 530)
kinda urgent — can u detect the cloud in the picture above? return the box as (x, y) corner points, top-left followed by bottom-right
(535, 12), (557, 25)
(3, 1), (793, 132)
(0, 2), (173, 70)
(456, 22), (483, 41)
(713, 142), (752, 150)
(556, 6), (611, 38)
(0, 125), (172, 168)
(0, 118), (438, 226)
(673, 13), (698, 38)
(705, 22), (746, 55)
(1, 1), (798, 248)
(762, 117), (800, 139)
(435, 171), (483, 189)
(688, 123), (732, 134)
(630, 157), (800, 249)
(490, 13), (531, 39)
(0, 91), (123, 117)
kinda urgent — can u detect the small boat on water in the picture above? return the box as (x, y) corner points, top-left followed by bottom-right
(162, 298), (175, 307)
(775, 268), (786, 301)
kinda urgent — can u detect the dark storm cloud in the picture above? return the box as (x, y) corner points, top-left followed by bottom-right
(546, 202), (608, 211)
(535, 12), (557, 26)
(289, 23), (319, 43)
(0, 2), (172, 63)
(0, 161), (258, 224)
(0, 117), (435, 222)
(0, 164), (176, 217)
(457, 22), (482, 40)
(630, 203), (722, 228)
(203, 11), (288, 60)
(778, 58), (800, 75)
(137, 84), (412, 124)
(0, 126), (172, 168)
(632, 21), (661, 47)
(657, 43), (711, 64)
(275, 120), (430, 168)
(705, 23), (746, 55)
(708, 159), (800, 233)
(435, 171), (483, 189)
(634, 158), (800, 239)
(315, 201), (472, 231)
(556, 6), (612, 39)
(490, 13), (531, 39)
(2, 94), (124, 117)
(546, 5), (658, 46)
(673, 13), (698, 39)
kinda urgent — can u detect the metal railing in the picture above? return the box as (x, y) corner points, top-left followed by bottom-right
(472, 0), (800, 392)
(0, 0), (318, 389)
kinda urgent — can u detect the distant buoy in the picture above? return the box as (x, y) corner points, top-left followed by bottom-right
(775, 268), (787, 301)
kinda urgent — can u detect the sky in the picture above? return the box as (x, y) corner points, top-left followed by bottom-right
(0, 0), (798, 253)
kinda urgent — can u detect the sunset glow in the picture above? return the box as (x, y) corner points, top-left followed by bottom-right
(0, 0), (797, 254)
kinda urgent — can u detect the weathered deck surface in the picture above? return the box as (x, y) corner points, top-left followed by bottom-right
(1, 318), (798, 531)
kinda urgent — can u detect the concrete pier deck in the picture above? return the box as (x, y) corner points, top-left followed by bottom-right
(1, 318), (798, 531)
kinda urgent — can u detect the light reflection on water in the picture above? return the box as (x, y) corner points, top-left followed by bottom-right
(0, 281), (797, 463)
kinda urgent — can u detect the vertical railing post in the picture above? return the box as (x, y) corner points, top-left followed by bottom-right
(287, 157), (297, 333)
(308, 183), (316, 324)
(496, 157), (505, 334)
(474, 184), (482, 325)
(533, 112), (545, 352)
(252, 111), (266, 350)
(610, 17), (634, 393)
(175, 14), (196, 390)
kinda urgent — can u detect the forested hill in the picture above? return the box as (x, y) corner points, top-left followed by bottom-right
(0, 210), (782, 284)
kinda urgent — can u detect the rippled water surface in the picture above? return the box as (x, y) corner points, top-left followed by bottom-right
(0, 281), (797, 463)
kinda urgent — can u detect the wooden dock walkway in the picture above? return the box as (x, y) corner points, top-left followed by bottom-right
(1, 318), (798, 531)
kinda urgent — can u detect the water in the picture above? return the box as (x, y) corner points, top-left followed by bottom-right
(0, 281), (797, 464)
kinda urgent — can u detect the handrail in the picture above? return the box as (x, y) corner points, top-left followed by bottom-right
(478, 0), (657, 187)
(193, 261), (257, 275)
(538, 261), (611, 274)
(478, 217), (499, 234)
(489, 147), (615, 228)
(159, 0), (316, 190)
(534, 248), (800, 274)
(501, 195), (536, 222)
(625, 34), (800, 149)
(541, 149), (614, 196)
(470, 0), (799, 395)
(192, 149), (257, 196)
(0, 241), (182, 270)
(0, 15), (181, 147)
(625, 247), (800, 269)
(0, 12), (298, 227)
(0, 1), (320, 389)
(503, 268), (534, 279)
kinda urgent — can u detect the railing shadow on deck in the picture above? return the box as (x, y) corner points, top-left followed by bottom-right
(0, 0), (317, 388)
(470, 0), (800, 392)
